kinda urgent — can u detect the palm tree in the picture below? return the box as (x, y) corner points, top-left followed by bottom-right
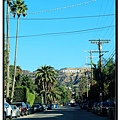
(35, 65), (57, 104)
(10, 0), (28, 102)
(5, 0), (12, 99)
(47, 87), (61, 104)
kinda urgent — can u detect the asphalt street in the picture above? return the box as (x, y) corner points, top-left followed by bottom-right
(12, 105), (107, 120)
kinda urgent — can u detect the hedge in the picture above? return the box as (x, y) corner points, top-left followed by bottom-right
(13, 86), (35, 106)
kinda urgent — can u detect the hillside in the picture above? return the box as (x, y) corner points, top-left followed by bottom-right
(22, 67), (91, 87)
(57, 68), (91, 87)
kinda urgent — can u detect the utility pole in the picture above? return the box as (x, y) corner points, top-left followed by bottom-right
(85, 50), (98, 90)
(89, 39), (110, 102)
(84, 57), (89, 98)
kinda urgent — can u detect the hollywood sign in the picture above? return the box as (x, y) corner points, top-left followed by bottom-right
(62, 69), (81, 73)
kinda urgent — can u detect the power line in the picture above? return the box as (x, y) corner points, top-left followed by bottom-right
(7, 14), (115, 21)
(27, 0), (97, 15)
(103, 50), (116, 68)
(4, 25), (114, 38)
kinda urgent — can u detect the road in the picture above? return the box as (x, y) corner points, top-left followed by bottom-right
(12, 105), (107, 120)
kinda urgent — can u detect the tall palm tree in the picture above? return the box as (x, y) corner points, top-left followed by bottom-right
(10, 0), (28, 101)
(5, 0), (11, 99)
(35, 65), (57, 104)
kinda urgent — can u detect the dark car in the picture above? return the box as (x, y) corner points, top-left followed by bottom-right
(47, 104), (54, 110)
(80, 101), (88, 109)
(11, 102), (28, 116)
(92, 102), (99, 113)
(87, 100), (95, 112)
(71, 103), (76, 107)
(34, 102), (44, 112)
(97, 101), (115, 115)
(32, 104), (41, 112)
(26, 103), (34, 114)
(42, 104), (48, 111)
(82, 103), (88, 109)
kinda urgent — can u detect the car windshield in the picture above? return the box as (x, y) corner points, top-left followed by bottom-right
(11, 105), (16, 109)
(12, 103), (22, 107)
(33, 104), (39, 107)
(34, 102), (42, 106)
(102, 102), (115, 107)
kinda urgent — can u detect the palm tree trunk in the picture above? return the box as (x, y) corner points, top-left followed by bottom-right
(11, 17), (20, 102)
(6, 0), (10, 98)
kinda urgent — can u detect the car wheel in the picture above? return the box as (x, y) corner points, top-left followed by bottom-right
(25, 111), (28, 115)
(18, 111), (20, 117)
(21, 112), (24, 116)
(9, 111), (12, 119)
(27, 111), (30, 115)
(15, 112), (18, 118)
(4, 112), (6, 120)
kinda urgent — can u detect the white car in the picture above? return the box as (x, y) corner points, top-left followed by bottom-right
(4, 102), (12, 119)
(11, 105), (20, 118)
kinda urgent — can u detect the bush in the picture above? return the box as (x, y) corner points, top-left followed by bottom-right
(13, 86), (35, 106)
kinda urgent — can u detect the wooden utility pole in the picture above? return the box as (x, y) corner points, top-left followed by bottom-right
(85, 50), (98, 90)
(89, 39), (110, 102)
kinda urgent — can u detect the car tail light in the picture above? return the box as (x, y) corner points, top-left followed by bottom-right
(19, 107), (21, 112)
(102, 106), (106, 109)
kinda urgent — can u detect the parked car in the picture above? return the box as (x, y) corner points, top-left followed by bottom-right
(34, 102), (44, 112)
(26, 103), (34, 114)
(82, 103), (88, 109)
(4, 102), (12, 119)
(42, 104), (48, 111)
(80, 101), (88, 109)
(32, 104), (41, 112)
(92, 102), (99, 113)
(11, 102), (28, 116)
(47, 104), (54, 110)
(87, 100), (95, 112)
(97, 101), (115, 115)
(11, 105), (20, 118)
(71, 103), (76, 107)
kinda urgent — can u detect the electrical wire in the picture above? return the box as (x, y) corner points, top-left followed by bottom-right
(27, 0), (97, 15)
(103, 50), (116, 68)
(4, 25), (114, 38)
(7, 14), (115, 21)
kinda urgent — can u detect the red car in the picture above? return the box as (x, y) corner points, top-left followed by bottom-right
(11, 102), (28, 116)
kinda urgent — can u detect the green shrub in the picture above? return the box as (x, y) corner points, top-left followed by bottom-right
(13, 86), (35, 106)
(34, 94), (42, 103)
(13, 86), (26, 102)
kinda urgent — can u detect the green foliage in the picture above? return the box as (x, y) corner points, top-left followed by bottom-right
(26, 88), (35, 106)
(13, 86), (35, 106)
(13, 86), (26, 102)
(10, 0), (28, 18)
(21, 75), (37, 93)
(55, 84), (71, 104)
(34, 94), (42, 103)
(91, 58), (115, 101)
(35, 65), (58, 104)
(9, 65), (23, 88)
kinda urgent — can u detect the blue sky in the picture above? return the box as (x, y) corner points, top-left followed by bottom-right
(4, 0), (116, 72)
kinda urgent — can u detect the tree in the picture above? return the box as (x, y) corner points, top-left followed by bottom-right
(5, 0), (12, 99)
(10, 0), (28, 101)
(102, 58), (115, 100)
(9, 65), (23, 95)
(21, 75), (37, 93)
(4, 38), (7, 97)
(35, 65), (57, 104)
